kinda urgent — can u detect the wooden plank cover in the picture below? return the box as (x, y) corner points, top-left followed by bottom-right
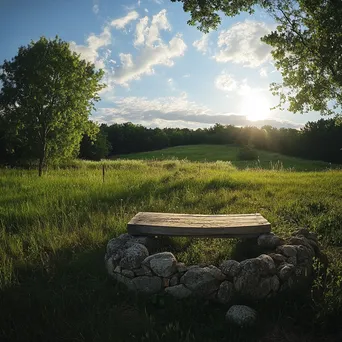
(127, 212), (271, 237)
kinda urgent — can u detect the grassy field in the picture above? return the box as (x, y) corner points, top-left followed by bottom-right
(1, 157), (342, 341)
(118, 144), (339, 171)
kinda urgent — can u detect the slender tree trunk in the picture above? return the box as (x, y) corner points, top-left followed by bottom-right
(38, 137), (46, 177)
(38, 156), (44, 177)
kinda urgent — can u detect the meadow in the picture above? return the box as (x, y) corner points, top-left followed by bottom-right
(118, 144), (338, 171)
(1, 152), (342, 341)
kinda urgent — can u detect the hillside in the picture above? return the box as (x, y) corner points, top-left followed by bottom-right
(118, 144), (338, 171)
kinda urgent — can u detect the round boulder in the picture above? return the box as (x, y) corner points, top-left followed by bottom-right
(257, 233), (282, 249)
(217, 281), (234, 304)
(180, 267), (220, 296)
(220, 260), (241, 278)
(226, 305), (257, 327)
(132, 276), (162, 295)
(165, 284), (192, 299)
(119, 243), (149, 269)
(142, 252), (177, 277)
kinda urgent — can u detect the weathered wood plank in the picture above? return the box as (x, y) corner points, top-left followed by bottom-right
(127, 212), (271, 237)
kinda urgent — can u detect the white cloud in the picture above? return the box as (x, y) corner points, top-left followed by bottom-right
(146, 9), (171, 47)
(183, 74), (190, 78)
(167, 78), (176, 91)
(111, 11), (139, 30)
(69, 26), (111, 68)
(109, 10), (186, 87)
(134, 16), (149, 47)
(215, 72), (237, 92)
(119, 53), (134, 68)
(134, 10), (170, 48)
(193, 33), (210, 54)
(259, 67), (268, 78)
(94, 94), (302, 129)
(214, 20), (272, 67)
(93, 4), (99, 14)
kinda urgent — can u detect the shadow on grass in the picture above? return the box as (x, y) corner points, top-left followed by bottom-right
(0, 244), (263, 342)
(1, 243), (342, 342)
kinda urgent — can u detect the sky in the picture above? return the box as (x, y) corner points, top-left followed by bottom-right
(0, 0), (323, 129)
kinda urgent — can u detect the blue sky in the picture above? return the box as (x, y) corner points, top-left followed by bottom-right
(0, 0), (322, 129)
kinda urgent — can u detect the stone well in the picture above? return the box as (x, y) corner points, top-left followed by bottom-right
(105, 229), (323, 303)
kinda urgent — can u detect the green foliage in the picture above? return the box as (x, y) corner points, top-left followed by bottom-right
(79, 124), (111, 161)
(171, 0), (342, 116)
(170, 0), (260, 32)
(237, 145), (258, 161)
(0, 36), (105, 175)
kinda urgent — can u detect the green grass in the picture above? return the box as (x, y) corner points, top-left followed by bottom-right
(118, 144), (339, 171)
(1, 158), (342, 341)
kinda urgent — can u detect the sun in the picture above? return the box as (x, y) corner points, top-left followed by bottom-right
(241, 93), (270, 121)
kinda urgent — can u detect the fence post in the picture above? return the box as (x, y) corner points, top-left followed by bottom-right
(102, 164), (105, 183)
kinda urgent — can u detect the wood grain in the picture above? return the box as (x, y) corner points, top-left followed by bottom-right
(127, 212), (271, 237)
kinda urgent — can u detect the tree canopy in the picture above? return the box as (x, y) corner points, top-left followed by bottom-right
(171, 0), (342, 116)
(0, 36), (105, 175)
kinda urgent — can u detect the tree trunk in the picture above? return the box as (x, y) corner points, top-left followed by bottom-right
(38, 156), (44, 177)
(38, 138), (46, 177)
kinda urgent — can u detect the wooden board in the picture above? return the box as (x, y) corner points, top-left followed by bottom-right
(127, 212), (271, 237)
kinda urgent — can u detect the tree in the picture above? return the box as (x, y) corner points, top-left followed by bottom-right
(170, 0), (342, 116)
(79, 123), (111, 161)
(0, 36), (105, 175)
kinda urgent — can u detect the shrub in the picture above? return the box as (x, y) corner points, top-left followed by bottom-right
(237, 145), (258, 160)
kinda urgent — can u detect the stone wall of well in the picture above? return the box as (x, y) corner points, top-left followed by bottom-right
(105, 229), (322, 303)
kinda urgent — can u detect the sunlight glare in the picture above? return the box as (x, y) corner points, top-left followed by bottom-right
(241, 93), (270, 121)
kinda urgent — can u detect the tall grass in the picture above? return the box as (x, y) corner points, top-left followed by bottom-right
(0, 160), (342, 341)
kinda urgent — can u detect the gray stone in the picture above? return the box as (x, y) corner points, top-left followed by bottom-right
(114, 265), (122, 274)
(257, 254), (276, 275)
(288, 236), (312, 249)
(268, 253), (286, 265)
(132, 276), (162, 294)
(307, 238), (319, 254)
(134, 265), (152, 276)
(217, 281), (234, 304)
(122, 269), (135, 278)
(270, 275), (280, 292)
(220, 260), (241, 278)
(170, 275), (179, 286)
(180, 267), (220, 296)
(233, 256), (276, 299)
(112, 273), (136, 291)
(277, 245), (297, 257)
(207, 265), (226, 281)
(257, 233), (282, 249)
(125, 236), (159, 251)
(295, 245), (314, 263)
(226, 305), (257, 327)
(176, 262), (187, 273)
(307, 232), (318, 242)
(278, 263), (295, 281)
(119, 243), (149, 270)
(106, 256), (116, 276)
(293, 228), (310, 237)
(287, 256), (297, 266)
(142, 252), (177, 277)
(106, 234), (132, 258)
(165, 284), (192, 299)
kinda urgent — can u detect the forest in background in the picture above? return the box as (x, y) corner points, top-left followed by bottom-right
(1, 117), (341, 166)
(78, 117), (342, 164)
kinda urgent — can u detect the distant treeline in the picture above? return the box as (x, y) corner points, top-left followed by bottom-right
(79, 117), (342, 164)
(1, 117), (342, 165)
